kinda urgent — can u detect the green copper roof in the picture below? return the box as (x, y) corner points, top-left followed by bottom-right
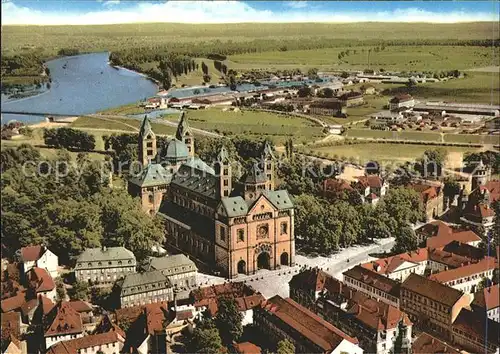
(128, 163), (173, 187)
(118, 270), (172, 296)
(263, 190), (294, 210)
(220, 196), (249, 217)
(243, 164), (267, 184)
(164, 139), (189, 162)
(183, 157), (215, 175)
(148, 254), (197, 273)
(76, 247), (136, 267)
(139, 115), (154, 139)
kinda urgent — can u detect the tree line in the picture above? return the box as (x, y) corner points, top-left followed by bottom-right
(1, 144), (164, 264)
(44, 128), (96, 151)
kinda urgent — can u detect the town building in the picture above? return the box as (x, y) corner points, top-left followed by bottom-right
(75, 246), (136, 285)
(146, 254), (197, 290)
(17, 245), (58, 279)
(44, 302), (85, 349)
(460, 171), (499, 231)
(27, 267), (57, 302)
(352, 175), (389, 205)
(416, 220), (482, 249)
(128, 113), (295, 278)
(400, 273), (471, 341)
(451, 308), (500, 353)
(360, 251), (426, 282)
(307, 99), (346, 117)
(46, 332), (125, 354)
(191, 282), (264, 326)
(413, 102), (500, 118)
(408, 182), (445, 222)
(289, 268), (412, 354)
(343, 265), (400, 308)
(412, 332), (461, 354)
(320, 179), (354, 200)
(254, 295), (363, 354)
(116, 270), (173, 308)
(429, 257), (497, 293)
(389, 94), (415, 111)
(1, 312), (27, 354)
(472, 284), (499, 322)
(370, 111), (405, 124)
(338, 91), (364, 107)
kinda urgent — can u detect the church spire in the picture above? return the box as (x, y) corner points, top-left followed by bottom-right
(138, 115), (157, 166)
(175, 111), (194, 157)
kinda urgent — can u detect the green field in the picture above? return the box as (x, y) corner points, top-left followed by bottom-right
(2, 22), (496, 56)
(306, 142), (482, 163)
(179, 109), (324, 143)
(230, 45), (497, 71)
(71, 116), (177, 136)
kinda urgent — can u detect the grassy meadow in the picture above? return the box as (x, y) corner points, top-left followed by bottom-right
(305, 142), (482, 164)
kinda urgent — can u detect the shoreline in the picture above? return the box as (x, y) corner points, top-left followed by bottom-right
(110, 63), (162, 88)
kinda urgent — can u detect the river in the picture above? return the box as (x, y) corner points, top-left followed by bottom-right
(1, 52), (158, 124)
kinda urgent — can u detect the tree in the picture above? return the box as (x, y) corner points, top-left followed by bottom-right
(215, 297), (243, 345)
(443, 178), (460, 207)
(189, 326), (223, 354)
(391, 321), (408, 354)
(492, 268), (500, 285)
(201, 61), (209, 75)
(378, 187), (424, 226)
(68, 281), (89, 301)
(318, 88), (334, 98)
(477, 277), (492, 292)
(297, 86), (312, 97)
(55, 278), (66, 301)
(277, 339), (295, 354)
(392, 225), (418, 254)
(307, 68), (319, 80)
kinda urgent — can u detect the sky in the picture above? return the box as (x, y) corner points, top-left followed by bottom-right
(2, 1), (499, 25)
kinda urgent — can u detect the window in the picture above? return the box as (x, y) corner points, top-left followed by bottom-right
(220, 226), (226, 242)
(147, 142), (153, 148)
(280, 222), (288, 235)
(223, 179), (229, 186)
(237, 229), (245, 242)
(223, 168), (228, 175)
(149, 194), (154, 203)
(224, 190), (229, 197)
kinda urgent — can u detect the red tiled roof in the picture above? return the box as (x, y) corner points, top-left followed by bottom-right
(483, 180), (500, 202)
(261, 296), (358, 351)
(345, 291), (412, 331)
(401, 273), (464, 307)
(473, 284), (500, 311)
(0, 291), (26, 312)
(234, 342), (262, 354)
(361, 255), (419, 276)
(390, 94), (413, 103)
(20, 245), (44, 262)
(92, 314), (126, 339)
(192, 282), (260, 313)
(412, 332), (460, 354)
(144, 302), (169, 334)
(409, 183), (440, 204)
(289, 268), (337, 292)
(452, 308), (500, 347)
(47, 332), (124, 354)
(44, 302), (83, 337)
(343, 265), (400, 297)
(20, 299), (39, 317)
(29, 267), (55, 293)
(321, 179), (354, 196)
(67, 300), (92, 313)
(428, 248), (475, 268)
(355, 175), (383, 189)
(421, 220), (481, 249)
(429, 257), (498, 283)
(115, 305), (144, 325)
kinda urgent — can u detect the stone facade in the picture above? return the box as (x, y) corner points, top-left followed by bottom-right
(116, 270), (173, 308)
(128, 113), (295, 278)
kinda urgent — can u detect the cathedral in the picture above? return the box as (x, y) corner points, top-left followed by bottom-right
(127, 113), (295, 278)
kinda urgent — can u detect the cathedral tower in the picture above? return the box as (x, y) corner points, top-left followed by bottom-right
(262, 141), (275, 191)
(139, 115), (157, 166)
(176, 111), (194, 157)
(215, 146), (232, 198)
(471, 159), (491, 191)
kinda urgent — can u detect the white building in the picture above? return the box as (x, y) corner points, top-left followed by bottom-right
(18, 245), (58, 279)
(117, 270), (173, 308)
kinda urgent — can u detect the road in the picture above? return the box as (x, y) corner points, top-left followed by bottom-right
(196, 237), (395, 299)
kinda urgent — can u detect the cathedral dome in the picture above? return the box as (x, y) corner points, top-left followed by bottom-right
(164, 139), (189, 162)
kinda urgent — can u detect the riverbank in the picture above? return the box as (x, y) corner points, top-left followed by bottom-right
(109, 63), (161, 88)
